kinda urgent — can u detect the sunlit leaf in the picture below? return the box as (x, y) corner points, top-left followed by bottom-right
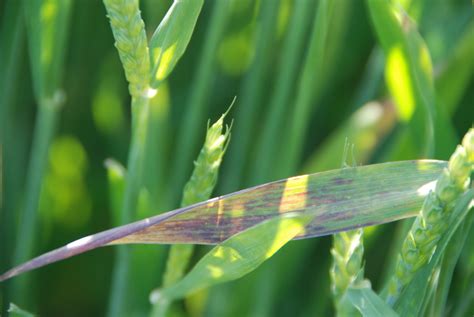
(0, 160), (445, 282)
(366, 0), (456, 158)
(149, 0), (204, 88)
(152, 212), (312, 301)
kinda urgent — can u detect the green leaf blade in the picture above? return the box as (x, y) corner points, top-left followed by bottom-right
(347, 282), (399, 317)
(149, 0), (204, 88)
(366, 0), (457, 157)
(25, 0), (72, 101)
(155, 212), (313, 300)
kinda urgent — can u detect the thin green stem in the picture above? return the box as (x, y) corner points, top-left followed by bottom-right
(12, 97), (63, 302)
(0, 3), (25, 313)
(143, 86), (170, 212)
(102, 1), (153, 315)
(151, 112), (231, 317)
(386, 129), (474, 305)
(107, 96), (150, 317)
(10, 0), (71, 306)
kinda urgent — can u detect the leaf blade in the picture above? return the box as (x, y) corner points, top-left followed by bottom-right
(149, 0), (204, 88)
(155, 212), (313, 301)
(0, 160), (446, 282)
(347, 281), (399, 317)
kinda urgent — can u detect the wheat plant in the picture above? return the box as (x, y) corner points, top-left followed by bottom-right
(1, 0), (473, 316)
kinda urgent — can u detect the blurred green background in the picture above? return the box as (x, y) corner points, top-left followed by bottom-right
(1, 0), (473, 316)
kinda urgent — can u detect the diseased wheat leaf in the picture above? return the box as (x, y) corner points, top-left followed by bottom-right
(0, 160), (445, 282)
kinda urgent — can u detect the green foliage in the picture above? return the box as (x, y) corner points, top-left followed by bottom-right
(153, 212), (312, 301)
(149, 0), (204, 88)
(1, 0), (473, 316)
(346, 281), (398, 317)
(331, 229), (365, 317)
(394, 190), (474, 316)
(169, 0), (231, 206)
(277, 0), (335, 178)
(24, 0), (72, 101)
(10, 0), (72, 306)
(386, 129), (473, 305)
(180, 111), (232, 207)
(8, 303), (35, 317)
(101, 0), (206, 314)
(366, 0), (456, 158)
(0, 160), (445, 282)
(330, 142), (365, 317)
(155, 108), (231, 316)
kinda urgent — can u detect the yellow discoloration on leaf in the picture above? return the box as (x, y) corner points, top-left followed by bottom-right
(279, 175), (309, 213)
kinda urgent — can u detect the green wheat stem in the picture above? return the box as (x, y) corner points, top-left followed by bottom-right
(103, 0), (152, 316)
(12, 96), (64, 301)
(12, 0), (71, 303)
(0, 4), (25, 311)
(386, 128), (474, 305)
(150, 111), (231, 317)
(107, 96), (150, 317)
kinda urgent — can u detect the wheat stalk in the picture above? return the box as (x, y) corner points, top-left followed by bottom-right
(387, 128), (474, 305)
(151, 110), (231, 317)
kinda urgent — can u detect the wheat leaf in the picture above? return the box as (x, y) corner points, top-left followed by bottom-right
(149, 0), (204, 88)
(0, 160), (445, 282)
(152, 212), (313, 301)
(347, 281), (399, 317)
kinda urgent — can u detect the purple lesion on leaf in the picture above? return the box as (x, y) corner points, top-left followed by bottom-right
(331, 176), (355, 186)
